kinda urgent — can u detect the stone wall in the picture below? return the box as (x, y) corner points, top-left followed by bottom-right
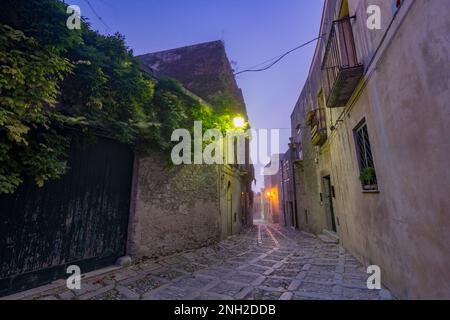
(127, 152), (221, 259)
(138, 41), (247, 115)
(127, 152), (250, 259)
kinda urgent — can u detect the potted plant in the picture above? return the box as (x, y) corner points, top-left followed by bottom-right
(359, 167), (377, 190)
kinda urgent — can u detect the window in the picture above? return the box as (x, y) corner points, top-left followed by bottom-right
(354, 120), (378, 191)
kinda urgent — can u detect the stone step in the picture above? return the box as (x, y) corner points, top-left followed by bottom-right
(318, 230), (339, 244)
(323, 229), (340, 242)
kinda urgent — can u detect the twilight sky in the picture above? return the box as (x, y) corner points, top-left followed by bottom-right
(68, 0), (324, 191)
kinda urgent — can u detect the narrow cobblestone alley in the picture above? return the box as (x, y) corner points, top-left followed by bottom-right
(19, 224), (392, 301)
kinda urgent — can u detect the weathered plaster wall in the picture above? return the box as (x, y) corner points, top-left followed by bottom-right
(298, 129), (326, 234)
(330, 0), (450, 299)
(127, 153), (221, 258)
(219, 167), (245, 238)
(292, 0), (450, 299)
(295, 136), (335, 235)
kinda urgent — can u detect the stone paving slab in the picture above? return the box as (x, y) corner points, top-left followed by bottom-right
(17, 224), (392, 300)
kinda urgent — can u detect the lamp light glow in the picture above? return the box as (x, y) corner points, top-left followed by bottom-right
(233, 116), (246, 128)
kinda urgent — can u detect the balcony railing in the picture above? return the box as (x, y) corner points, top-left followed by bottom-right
(307, 109), (327, 146)
(311, 124), (327, 146)
(321, 16), (364, 108)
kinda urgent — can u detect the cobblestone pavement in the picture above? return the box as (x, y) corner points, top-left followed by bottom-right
(27, 224), (392, 300)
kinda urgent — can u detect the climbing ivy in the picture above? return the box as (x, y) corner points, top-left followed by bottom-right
(0, 24), (72, 193)
(0, 0), (237, 194)
(144, 78), (235, 152)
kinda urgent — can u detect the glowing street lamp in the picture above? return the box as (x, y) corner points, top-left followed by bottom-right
(233, 116), (246, 129)
(266, 191), (273, 219)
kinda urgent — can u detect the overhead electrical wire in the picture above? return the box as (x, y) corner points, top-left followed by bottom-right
(241, 53), (286, 72)
(234, 35), (324, 76)
(76, 2), (320, 76)
(83, 0), (111, 32)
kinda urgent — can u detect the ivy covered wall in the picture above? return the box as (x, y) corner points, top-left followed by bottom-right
(0, 0), (233, 194)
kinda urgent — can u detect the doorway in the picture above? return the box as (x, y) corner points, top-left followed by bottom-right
(227, 182), (233, 236)
(289, 201), (295, 227)
(323, 176), (337, 232)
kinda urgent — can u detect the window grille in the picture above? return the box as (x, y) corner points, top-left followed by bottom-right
(354, 121), (378, 190)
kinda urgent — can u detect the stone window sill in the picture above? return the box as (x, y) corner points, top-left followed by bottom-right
(362, 189), (380, 194)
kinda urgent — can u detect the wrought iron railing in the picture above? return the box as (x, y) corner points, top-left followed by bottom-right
(307, 108), (327, 146)
(321, 16), (362, 106)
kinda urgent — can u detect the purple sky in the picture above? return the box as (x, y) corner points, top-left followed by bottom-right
(69, 0), (324, 191)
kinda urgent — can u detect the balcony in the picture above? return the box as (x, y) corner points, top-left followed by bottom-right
(307, 109), (327, 147)
(321, 16), (364, 108)
(311, 124), (327, 146)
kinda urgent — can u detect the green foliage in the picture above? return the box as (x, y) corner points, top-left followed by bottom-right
(0, 0), (83, 50)
(0, 24), (72, 193)
(0, 0), (236, 194)
(359, 167), (376, 184)
(59, 29), (156, 143)
(140, 78), (234, 153)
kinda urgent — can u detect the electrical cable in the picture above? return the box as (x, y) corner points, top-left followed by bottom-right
(83, 0), (111, 32)
(234, 36), (324, 76)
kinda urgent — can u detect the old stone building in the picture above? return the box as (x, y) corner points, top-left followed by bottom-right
(289, 0), (450, 299)
(263, 157), (282, 224)
(279, 146), (303, 229)
(128, 41), (254, 259)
